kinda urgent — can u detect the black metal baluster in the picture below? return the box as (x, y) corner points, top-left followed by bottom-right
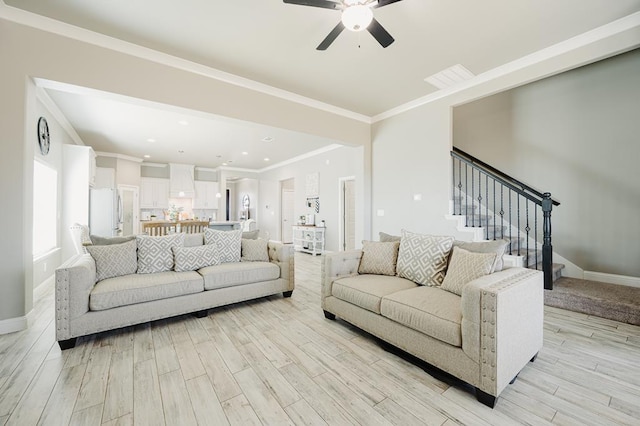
(535, 205), (539, 270)
(508, 190), (512, 255)
(471, 168), (475, 227)
(477, 171), (482, 229)
(457, 160), (462, 215)
(493, 179), (496, 240)
(500, 185), (505, 242)
(517, 194), (521, 257)
(451, 157), (455, 212)
(525, 200), (530, 267)
(485, 174), (489, 240)
(465, 167), (469, 225)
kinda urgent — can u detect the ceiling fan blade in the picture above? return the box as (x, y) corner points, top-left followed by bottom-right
(283, 0), (341, 10)
(367, 18), (394, 48)
(373, 0), (404, 8)
(317, 21), (345, 50)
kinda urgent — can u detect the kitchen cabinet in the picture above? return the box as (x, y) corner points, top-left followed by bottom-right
(140, 177), (169, 209)
(292, 226), (325, 256)
(193, 181), (219, 209)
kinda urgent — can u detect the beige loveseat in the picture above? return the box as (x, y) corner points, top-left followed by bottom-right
(55, 233), (294, 349)
(321, 243), (543, 407)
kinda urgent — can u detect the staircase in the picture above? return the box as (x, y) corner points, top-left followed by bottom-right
(450, 148), (562, 289)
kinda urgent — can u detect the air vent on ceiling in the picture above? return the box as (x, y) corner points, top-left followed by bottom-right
(424, 64), (475, 90)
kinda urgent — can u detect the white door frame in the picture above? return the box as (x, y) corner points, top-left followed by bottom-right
(338, 176), (355, 252)
(117, 184), (139, 235)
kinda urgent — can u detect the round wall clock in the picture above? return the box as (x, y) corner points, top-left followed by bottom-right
(37, 116), (50, 156)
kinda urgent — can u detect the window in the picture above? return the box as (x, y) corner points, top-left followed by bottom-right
(33, 160), (57, 256)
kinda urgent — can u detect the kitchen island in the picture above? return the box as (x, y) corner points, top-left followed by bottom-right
(208, 221), (240, 231)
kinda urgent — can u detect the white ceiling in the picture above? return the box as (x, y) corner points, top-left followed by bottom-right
(7, 0), (640, 169)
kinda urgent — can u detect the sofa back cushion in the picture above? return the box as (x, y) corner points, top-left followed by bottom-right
(136, 233), (185, 274)
(86, 239), (138, 282)
(396, 230), (454, 286)
(358, 240), (400, 276)
(204, 229), (242, 263)
(173, 244), (220, 272)
(183, 233), (204, 247)
(441, 247), (496, 296)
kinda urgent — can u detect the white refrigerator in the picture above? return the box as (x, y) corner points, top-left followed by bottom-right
(90, 188), (122, 237)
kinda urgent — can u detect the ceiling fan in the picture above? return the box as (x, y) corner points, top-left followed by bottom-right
(283, 0), (404, 50)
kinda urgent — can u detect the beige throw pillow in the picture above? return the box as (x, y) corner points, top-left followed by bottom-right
(441, 247), (497, 296)
(452, 239), (509, 272)
(358, 240), (400, 276)
(241, 238), (269, 262)
(396, 230), (454, 286)
(379, 232), (401, 243)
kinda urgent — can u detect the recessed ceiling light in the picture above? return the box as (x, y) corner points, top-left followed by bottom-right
(242, 151), (248, 155)
(222, 163), (228, 166)
(147, 138), (156, 143)
(144, 154), (151, 159)
(262, 136), (274, 143)
(264, 158), (270, 162)
(228, 160), (233, 163)
(178, 120), (189, 126)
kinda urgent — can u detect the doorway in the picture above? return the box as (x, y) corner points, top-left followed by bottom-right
(338, 177), (356, 251)
(281, 178), (295, 243)
(117, 185), (139, 235)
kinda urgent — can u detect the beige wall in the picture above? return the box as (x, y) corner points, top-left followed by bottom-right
(453, 49), (640, 277)
(0, 15), (368, 325)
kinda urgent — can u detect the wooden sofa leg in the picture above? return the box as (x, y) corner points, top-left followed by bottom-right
(283, 291), (293, 298)
(475, 388), (497, 408)
(323, 310), (336, 320)
(530, 353), (538, 362)
(58, 338), (77, 350)
(192, 310), (208, 318)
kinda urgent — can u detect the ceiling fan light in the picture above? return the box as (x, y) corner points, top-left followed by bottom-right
(341, 5), (373, 32)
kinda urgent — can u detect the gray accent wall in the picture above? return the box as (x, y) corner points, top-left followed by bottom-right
(453, 49), (640, 277)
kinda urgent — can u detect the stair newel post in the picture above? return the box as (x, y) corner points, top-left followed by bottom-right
(542, 192), (553, 290)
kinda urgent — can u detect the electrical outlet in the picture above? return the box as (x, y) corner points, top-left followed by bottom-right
(377, 209), (385, 217)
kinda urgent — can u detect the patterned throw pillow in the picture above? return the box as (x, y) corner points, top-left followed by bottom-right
(86, 239), (137, 282)
(136, 233), (185, 274)
(441, 247), (497, 296)
(241, 238), (269, 262)
(204, 229), (242, 263)
(379, 232), (401, 243)
(173, 245), (220, 272)
(452, 239), (509, 272)
(396, 230), (454, 286)
(358, 240), (400, 276)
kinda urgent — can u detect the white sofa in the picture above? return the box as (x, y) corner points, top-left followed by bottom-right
(55, 233), (294, 349)
(321, 243), (543, 408)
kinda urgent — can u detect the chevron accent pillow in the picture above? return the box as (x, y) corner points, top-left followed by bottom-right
(87, 239), (137, 282)
(441, 247), (497, 296)
(204, 229), (242, 263)
(241, 238), (269, 262)
(358, 240), (400, 276)
(136, 233), (185, 274)
(173, 245), (220, 272)
(396, 230), (454, 286)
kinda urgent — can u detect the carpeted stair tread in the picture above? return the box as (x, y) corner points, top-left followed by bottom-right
(545, 277), (640, 325)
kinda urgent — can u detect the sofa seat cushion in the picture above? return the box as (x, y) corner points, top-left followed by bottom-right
(332, 274), (417, 314)
(199, 261), (280, 290)
(380, 286), (462, 347)
(90, 271), (204, 311)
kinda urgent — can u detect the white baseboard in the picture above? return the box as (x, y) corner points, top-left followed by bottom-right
(0, 315), (28, 335)
(583, 271), (640, 289)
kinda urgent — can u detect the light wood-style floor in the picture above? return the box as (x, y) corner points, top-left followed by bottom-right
(1, 254), (640, 425)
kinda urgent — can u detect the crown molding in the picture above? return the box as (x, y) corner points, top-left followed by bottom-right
(195, 166), (219, 173)
(95, 151), (143, 163)
(259, 143), (343, 173)
(372, 11), (640, 122)
(0, 1), (371, 124)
